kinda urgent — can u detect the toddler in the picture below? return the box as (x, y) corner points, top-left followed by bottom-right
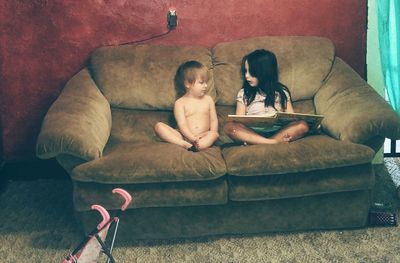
(154, 61), (219, 151)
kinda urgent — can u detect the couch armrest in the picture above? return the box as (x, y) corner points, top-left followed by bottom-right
(36, 68), (112, 161)
(314, 58), (400, 146)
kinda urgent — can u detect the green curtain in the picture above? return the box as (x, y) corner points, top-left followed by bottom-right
(378, 0), (400, 113)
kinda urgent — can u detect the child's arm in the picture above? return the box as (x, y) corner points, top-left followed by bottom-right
(284, 91), (294, 113)
(285, 99), (294, 113)
(236, 101), (246, 115)
(174, 100), (198, 142)
(208, 96), (218, 132)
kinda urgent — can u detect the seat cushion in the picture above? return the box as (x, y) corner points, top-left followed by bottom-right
(72, 142), (227, 184)
(222, 135), (375, 176)
(73, 177), (228, 210)
(228, 163), (374, 201)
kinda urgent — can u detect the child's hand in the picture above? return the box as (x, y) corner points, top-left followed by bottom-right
(192, 137), (200, 150)
(187, 137), (200, 152)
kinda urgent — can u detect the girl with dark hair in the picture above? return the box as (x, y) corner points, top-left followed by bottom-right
(224, 49), (309, 144)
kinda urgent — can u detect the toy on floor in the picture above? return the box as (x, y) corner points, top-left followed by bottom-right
(63, 188), (132, 263)
(368, 202), (397, 227)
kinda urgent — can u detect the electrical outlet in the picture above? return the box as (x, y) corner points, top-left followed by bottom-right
(167, 9), (177, 29)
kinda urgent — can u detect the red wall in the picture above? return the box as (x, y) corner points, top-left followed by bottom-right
(0, 0), (366, 161)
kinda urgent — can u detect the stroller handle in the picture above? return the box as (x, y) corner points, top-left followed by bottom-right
(91, 205), (110, 230)
(112, 188), (132, 211)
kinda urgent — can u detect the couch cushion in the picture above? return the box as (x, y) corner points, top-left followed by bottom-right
(72, 142), (227, 184)
(222, 135), (375, 176)
(216, 105), (236, 144)
(109, 108), (173, 144)
(292, 99), (317, 114)
(36, 68), (112, 161)
(90, 44), (215, 110)
(73, 177), (228, 210)
(212, 36), (335, 105)
(228, 163), (374, 202)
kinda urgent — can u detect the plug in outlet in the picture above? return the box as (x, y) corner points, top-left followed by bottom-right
(167, 9), (177, 30)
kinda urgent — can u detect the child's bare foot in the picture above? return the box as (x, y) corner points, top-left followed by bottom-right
(282, 134), (292, 143)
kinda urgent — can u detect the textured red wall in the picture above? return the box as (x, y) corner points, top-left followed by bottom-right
(0, 0), (366, 161)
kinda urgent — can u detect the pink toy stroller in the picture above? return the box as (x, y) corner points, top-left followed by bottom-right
(63, 188), (132, 263)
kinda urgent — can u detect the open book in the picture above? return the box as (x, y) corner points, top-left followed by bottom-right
(227, 112), (324, 129)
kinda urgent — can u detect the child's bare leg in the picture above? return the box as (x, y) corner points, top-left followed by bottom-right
(271, 120), (309, 143)
(154, 122), (193, 149)
(196, 131), (219, 150)
(224, 122), (280, 145)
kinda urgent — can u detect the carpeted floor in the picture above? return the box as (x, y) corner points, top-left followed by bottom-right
(0, 160), (399, 263)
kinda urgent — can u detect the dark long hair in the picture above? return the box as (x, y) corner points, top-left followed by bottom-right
(241, 49), (290, 111)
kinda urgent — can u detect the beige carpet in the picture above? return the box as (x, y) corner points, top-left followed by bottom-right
(0, 160), (399, 263)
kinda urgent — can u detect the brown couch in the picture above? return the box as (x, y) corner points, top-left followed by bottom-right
(36, 36), (400, 240)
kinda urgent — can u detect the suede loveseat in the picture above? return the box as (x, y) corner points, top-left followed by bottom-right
(36, 36), (400, 240)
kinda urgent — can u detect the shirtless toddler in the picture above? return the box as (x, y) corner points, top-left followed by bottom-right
(154, 61), (219, 151)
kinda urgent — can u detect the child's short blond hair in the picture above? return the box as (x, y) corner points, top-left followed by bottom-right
(174, 61), (208, 97)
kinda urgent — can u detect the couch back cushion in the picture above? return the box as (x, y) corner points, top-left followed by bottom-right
(90, 44), (215, 110)
(110, 108), (173, 144)
(212, 36), (335, 105)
